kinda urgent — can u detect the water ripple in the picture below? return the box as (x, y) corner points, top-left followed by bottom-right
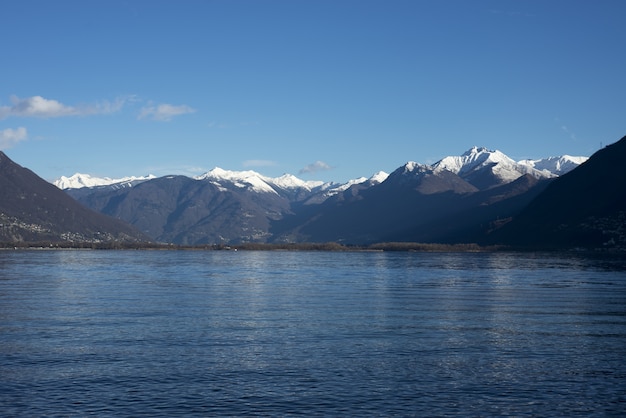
(1, 250), (625, 416)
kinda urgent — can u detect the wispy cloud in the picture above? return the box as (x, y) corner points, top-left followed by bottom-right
(1, 95), (195, 122)
(242, 159), (277, 168)
(207, 121), (228, 129)
(560, 125), (577, 141)
(299, 160), (333, 175)
(555, 118), (578, 141)
(0, 127), (28, 149)
(0, 95), (127, 119)
(138, 103), (196, 121)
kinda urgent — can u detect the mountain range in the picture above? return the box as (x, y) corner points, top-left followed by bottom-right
(3, 137), (623, 250)
(51, 145), (605, 247)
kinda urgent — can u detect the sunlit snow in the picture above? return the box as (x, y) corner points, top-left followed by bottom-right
(52, 148), (586, 194)
(53, 173), (156, 189)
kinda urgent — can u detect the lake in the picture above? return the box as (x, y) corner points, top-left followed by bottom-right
(1, 249), (625, 416)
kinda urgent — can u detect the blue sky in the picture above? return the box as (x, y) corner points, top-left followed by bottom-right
(1, 0), (624, 183)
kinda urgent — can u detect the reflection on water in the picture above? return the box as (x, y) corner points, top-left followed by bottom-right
(0, 250), (625, 416)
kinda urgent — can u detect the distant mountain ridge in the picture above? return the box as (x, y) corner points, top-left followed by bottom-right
(54, 147), (585, 194)
(6, 141), (619, 249)
(434, 146), (556, 189)
(55, 173), (156, 190)
(54, 146), (589, 246)
(518, 155), (589, 176)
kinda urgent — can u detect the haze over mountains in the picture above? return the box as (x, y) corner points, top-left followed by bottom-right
(50, 145), (605, 247)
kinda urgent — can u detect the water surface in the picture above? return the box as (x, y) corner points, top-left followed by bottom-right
(1, 250), (625, 416)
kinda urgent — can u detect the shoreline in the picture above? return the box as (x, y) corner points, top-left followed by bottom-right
(1, 241), (623, 254)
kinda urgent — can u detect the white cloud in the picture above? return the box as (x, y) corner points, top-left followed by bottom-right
(0, 95), (129, 119)
(299, 160), (333, 174)
(0, 96), (76, 119)
(0, 127), (28, 149)
(85, 96), (130, 115)
(242, 159), (277, 168)
(138, 103), (196, 121)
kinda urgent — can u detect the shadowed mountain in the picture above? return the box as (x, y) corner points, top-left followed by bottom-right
(0, 152), (148, 244)
(270, 163), (546, 244)
(487, 136), (626, 249)
(382, 174), (552, 244)
(68, 175), (293, 245)
(57, 146), (588, 246)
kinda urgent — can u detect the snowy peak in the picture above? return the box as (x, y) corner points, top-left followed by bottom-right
(196, 167), (278, 194)
(268, 173), (327, 191)
(518, 155), (588, 175)
(54, 173), (156, 190)
(399, 161), (432, 174)
(385, 160), (477, 194)
(368, 171), (389, 184)
(434, 147), (515, 176)
(324, 177), (368, 195)
(433, 147), (556, 189)
(53, 147), (587, 196)
(300, 171), (388, 205)
(195, 168), (332, 195)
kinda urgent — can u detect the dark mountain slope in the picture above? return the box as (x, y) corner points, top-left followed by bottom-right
(271, 165), (483, 244)
(0, 152), (147, 243)
(58, 147), (588, 246)
(384, 174), (552, 244)
(69, 175), (292, 245)
(488, 136), (626, 249)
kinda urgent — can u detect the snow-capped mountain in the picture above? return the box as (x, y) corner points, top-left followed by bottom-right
(518, 155), (588, 176)
(53, 148), (584, 194)
(193, 168), (390, 199)
(386, 162), (478, 194)
(301, 171), (389, 204)
(54, 173), (156, 189)
(315, 171), (389, 197)
(195, 167), (281, 194)
(193, 167), (391, 205)
(195, 167), (330, 196)
(369, 171), (390, 184)
(433, 146), (556, 189)
(5, 135), (623, 248)
(55, 166), (388, 205)
(267, 173), (327, 192)
(52, 145), (590, 245)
